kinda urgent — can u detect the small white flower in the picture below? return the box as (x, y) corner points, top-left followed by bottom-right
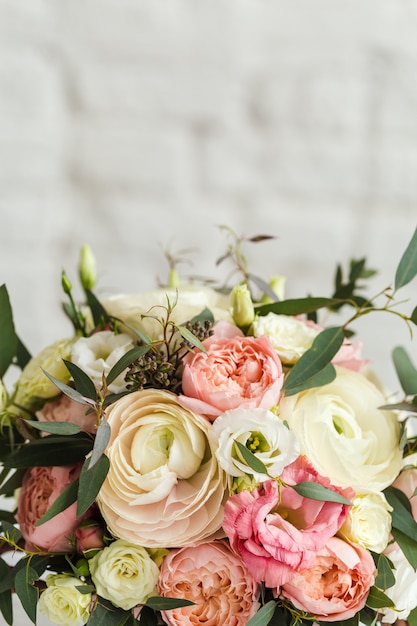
(339, 491), (392, 553)
(252, 313), (318, 364)
(71, 330), (134, 393)
(211, 407), (300, 482)
(39, 575), (91, 626)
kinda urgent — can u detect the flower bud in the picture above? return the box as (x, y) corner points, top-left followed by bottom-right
(75, 519), (105, 557)
(61, 270), (72, 295)
(231, 284), (254, 329)
(260, 274), (286, 304)
(78, 245), (97, 291)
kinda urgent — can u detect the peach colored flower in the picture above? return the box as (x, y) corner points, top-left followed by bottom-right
(74, 519), (105, 555)
(97, 389), (227, 548)
(16, 464), (83, 552)
(280, 537), (375, 621)
(36, 394), (97, 434)
(223, 456), (353, 588)
(158, 541), (261, 626)
(180, 321), (284, 420)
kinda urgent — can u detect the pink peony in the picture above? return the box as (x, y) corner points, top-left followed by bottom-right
(280, 537), (375, 621)
(16, 464), (84, 552)
(158, 540), (261, 626)
(180, 321), (284, 420)
(223, 456), (354, 588)
(36, 394), (97, 433)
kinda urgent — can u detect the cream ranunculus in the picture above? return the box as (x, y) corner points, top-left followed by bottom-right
(13, 338), (73, 411)
(89, 539), (159, 610)
(279, 367), (402, 492)
(70, 330), (134, 393)
(38, 574), (91, 626)
(97, 389), (227, 547)
(101, 286), (233, 339)
(339, 491), (392, 553)
(252, 313), (318, 364)
(211, 407), (300, 482)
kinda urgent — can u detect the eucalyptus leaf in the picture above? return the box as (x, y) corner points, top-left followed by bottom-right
(87, 601), (133, 626)
(384, 486), (417, 541)
(36, 478), (79, 526)
(145, 596), (195, 610)
(379, 402), (417, 413)
(0, 284), (17, 378)
(283, 362), (337, 396)
(41, 369), (96, 407)
(0, 588), (12, 626)
(391, 527), (417, 569)
(292, 481), (352, 505)
(106, 345), (151, 386)
(246, 600), (277, 626)
(85, 289), (110, 329)
(1, 520), (22, 545)
(14, 564), (38, 624)
(392, 346), (417, 395)
(3, 433), (93, 468)
(63, 359), (98, 401)
(87, 420), (111, 470)
(188, 307), (215, 326)
(255, 297), (342, 317)
(77, 453), (110, 517)
(375, 553), (395, 590)
(15, 336), (31, 369)
(411, 305), (417, 326)
(365, 586), (394, 610)
(234, 440), (269, 475)
(395, 226), (417, 290)
(24, 420), (81, 436)
(283, 327), (344, 396)
(177, 325), (206, 352)
(408, 605), (417, 626)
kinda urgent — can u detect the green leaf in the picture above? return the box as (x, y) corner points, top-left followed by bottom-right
(36, 478), (79, 526)
(408, 605), (417, 626)
(283, 362), (337, 396)
(145, 596), (195, 610)
(85, 289), (110, 329)
(395, 227), (417, 290)
(234, 440), (269, 475)
(14, 564), (38, 624)
(88, 600), (133, 626)
(88, 420), (111, 470)
(365, 585), (394, 610)
(41, 369), (96, 406)
(3, 433), (93, 468)
(63, 360), (98, 401)
(1, 520), (22, 545)
(375, 553), (395, 590)
(177, 325), (206, 352)
(292, 481), (352, 505)
(246, 601), (277, 626)
(391, 527), (417, 569)
(188, 307), (215, 326)
(24, 420), (81, 436)
(255, 297), (342, 317)
(392, 346), (417, 395)
(106, 345), (151, 386)
(138, 606), (158, 626)
(0, 284), (18, 378)
(0, 588), (12, 626)
(283, 327), (344, 396)
(411, 305), (417, 326)
(77, 453), (109, 517)
(15, 336), (31, 369)
(384, 486), (417, 541)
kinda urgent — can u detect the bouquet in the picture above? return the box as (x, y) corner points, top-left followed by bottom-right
(1, 227), (417, 626)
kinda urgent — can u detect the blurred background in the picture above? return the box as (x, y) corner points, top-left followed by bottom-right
(0, 1), (417, 621)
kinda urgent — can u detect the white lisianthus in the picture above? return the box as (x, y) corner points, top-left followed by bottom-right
(339, 491), (392, 553)
(71, 330), (134, 393)
(89, 539), (160, 610)
(38, 574), (91, 626)
(13, 338), (73, 410)
(211, 408), (300, 482)
(252, 313), (318, 364)
(279, 367), (402, 492)
(380, 547), (417, 623)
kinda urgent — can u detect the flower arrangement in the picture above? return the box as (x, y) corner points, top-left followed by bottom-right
(1, 227), (417, 626)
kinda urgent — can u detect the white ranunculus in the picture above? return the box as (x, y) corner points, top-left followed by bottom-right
(252, 313), (318, 364)
(38, 575), (91, 626)
(279, 367), (402, 492)
(339, 491), (392, 553)
(89, 539), (160, 610)
(71, 330), (134, 393)
(101, 286), (233, 339)
(211, 407), (300, 482)
(380, 547), (417, 623)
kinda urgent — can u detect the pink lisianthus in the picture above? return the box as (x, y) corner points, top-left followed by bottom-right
(179, 321), (284, 421)
(279, 537), (375, 621)
(16, 464), (85, 552)
(222, 456), (354, 588)
(158, 540), (261, 626)
(36, 394), (97, 434)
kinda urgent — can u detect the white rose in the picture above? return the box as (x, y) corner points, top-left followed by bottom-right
(339, 491), (392, 553)
(252, 313), (318, 364)
(89, 539), (160, 610)
(211, 408), (300, 482)
(71, 330), (134, 393)
(39, 575), (91, 626)
(279, 367), (402, 492)
(101, 286), (233, 339)
(380, 547), (417, 623)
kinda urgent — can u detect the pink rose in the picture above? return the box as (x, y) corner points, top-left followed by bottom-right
(332, 339), (369, 372)
(223, 456), (354, 588)
(280, 537), (375, 621)
(180, 321), (284, 420)
(16, 464), (84, 552)
(158, 540), (261, 626)
(36, 394), (97, 433)
(75, 519), (105, 555)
